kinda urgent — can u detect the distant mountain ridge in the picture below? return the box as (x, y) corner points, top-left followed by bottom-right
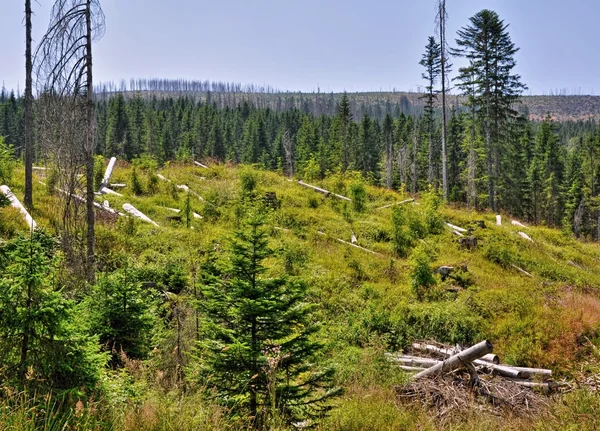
(94, 79), (600, 121)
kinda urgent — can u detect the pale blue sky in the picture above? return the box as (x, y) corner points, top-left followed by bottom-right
(1, 0), (598, 95)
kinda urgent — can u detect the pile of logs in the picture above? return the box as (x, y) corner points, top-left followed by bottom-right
(388, 341), (556, 389)
(391, 340), (562, 418)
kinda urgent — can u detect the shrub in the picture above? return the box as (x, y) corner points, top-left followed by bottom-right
(147, 172), (159, 195)
(0, 136), (14, 185)
(94, 155), (105, 189)
(422, 186), (444, 234)
(130, 167), (144, 196)
(391, 206), (414, 257)
(239, 167), (257, 195)
(349, 181), (367, 212)
(409, 245), (436, 300)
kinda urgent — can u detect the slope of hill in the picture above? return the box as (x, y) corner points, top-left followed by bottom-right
(103, 87), (600, 122)
(2, 161), (600, 429)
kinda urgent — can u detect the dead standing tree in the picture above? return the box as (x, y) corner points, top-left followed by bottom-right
(36, 0), (105, 283)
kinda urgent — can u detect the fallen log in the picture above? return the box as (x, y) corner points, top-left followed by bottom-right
(176, 184), (204, 200)
(297, 180), (351, 202)
(511, 264), (533, 278)
(410, 343), (526, 379)
(412, 340), (493, 380)
(502, 365), (552, 378)
(123, 203), (159, 227)
(194, 161), (209, 168)
(518, 231), (534, 242)
(165, 207), (203, 219)
(100, 156), (117, 190)
(98, 186), (123, 196)
(376, 199), (415, 210)
(56, 188), (122, 217)
(399, 366), (426, 372)
(386, 355), (439, 368)
(445, 222), (467, 233)
(453, 230), (464, 237)
(335, 238), (381, 256)
(511, 220), (527, 228)
(0, 185), (37, 230)
(157, 174), (169, 182)
(110, 183), (127, 188)
(412, 343), (499, 365)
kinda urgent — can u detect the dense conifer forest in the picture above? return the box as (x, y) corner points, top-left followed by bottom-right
(3, 2), (600, 430)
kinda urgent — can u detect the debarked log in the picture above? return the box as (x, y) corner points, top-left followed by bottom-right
(297, 180), (351, 202)
(412, 340), (493, 380)
(0, 185), (37, 230)
(123, 203), (159, 227)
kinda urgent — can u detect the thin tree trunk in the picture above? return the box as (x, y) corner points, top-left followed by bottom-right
(24, 0), (33, 209)
(439, 0), (448, 200)
(412, 122), (418, 194)
(85, 0), (96, 283)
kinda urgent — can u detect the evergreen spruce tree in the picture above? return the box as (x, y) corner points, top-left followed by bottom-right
(453, 9), (526, 211)
(336, 93), (352, 172)
(419, 36), (442, 186)
(198, 210), (337, 428)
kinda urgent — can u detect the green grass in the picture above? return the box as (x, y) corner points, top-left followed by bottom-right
(3, 160), (600, 429)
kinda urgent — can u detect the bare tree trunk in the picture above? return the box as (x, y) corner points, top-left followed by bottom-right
(439, 0), (448, 200)
(85, 0), (96, 283)
(24, 0), (34, 209)
(412, 122), (418, 194)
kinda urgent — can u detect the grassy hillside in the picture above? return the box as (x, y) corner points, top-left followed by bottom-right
(2, 161), (600, 429)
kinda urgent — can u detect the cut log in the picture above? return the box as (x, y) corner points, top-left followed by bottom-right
(376, 199), (415, 210)
(100, 156), (117, 190)
(445, 222), (467, 233)
(297, 180), (351, 202)
(412, 340), (493, 380)
(194, 161), (209, 168)
(56, 188), (122, 216)
(335, 237), (381, 256)
(511, 264), (533, 278)
(0, 185), (37, 230)
(453, 230), (464, 237)
(165, 207), (203, 220)
(157, 174), (169, 182)
(511, 220), (527, 228)
(123, 203), (159, 227)
(110, 183), (127, 188)
(399, 366), (426, 372)
(98, 187), (123, 196)
(518, 231), (534, 242)
(501, 365), (552, 378)
(411, 343), (498, 365)
(496, 215), (502, 226)
(176, 184), (204, 200)
(385, 355), (439, 368)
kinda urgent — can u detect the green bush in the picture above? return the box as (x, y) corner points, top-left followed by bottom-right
(94, 155), (105, 189)
(130, 167), (144, 196)
(409, 245), (436, 300)
(0, 136), (14, 185)
(239, 167), (257, 195)
(422, 186), (444, 234)
(391, 206), (414, 257)
(349, 181), (367, 212)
